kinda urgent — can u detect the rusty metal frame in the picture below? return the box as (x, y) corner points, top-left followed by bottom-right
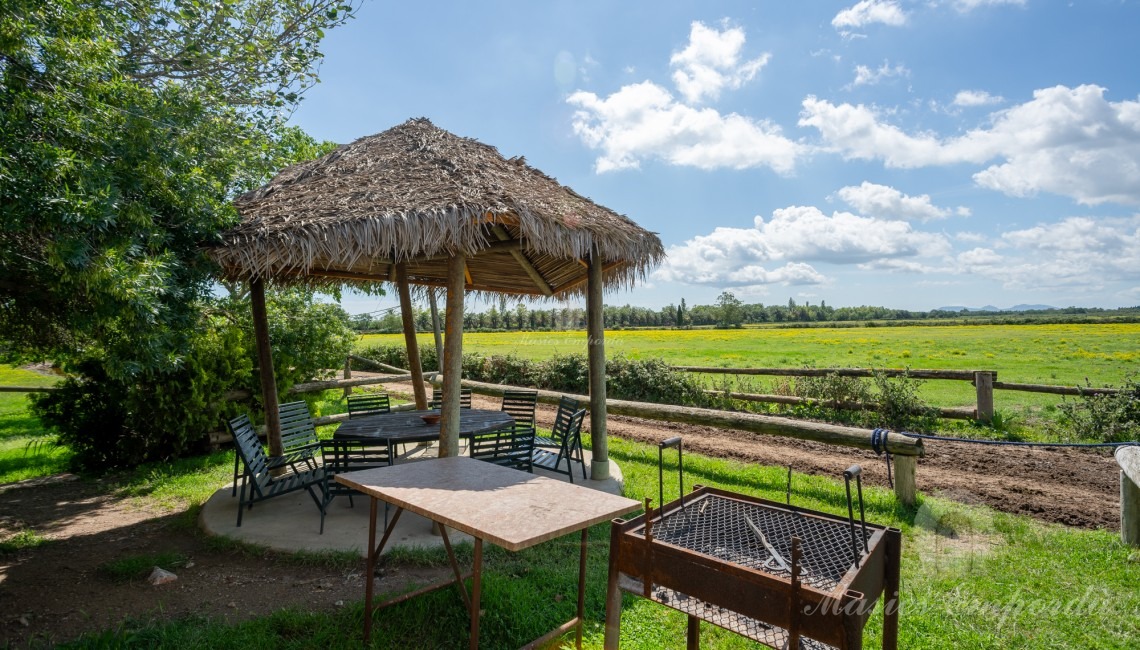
(603, 486), (901, 650)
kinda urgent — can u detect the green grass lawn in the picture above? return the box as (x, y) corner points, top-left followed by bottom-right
(358, 322), (1140, 416)
(37, 436), (1139, 649)
(0, 364), (68, 483)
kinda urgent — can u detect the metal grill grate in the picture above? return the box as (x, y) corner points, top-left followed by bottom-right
(640, 493), (872, 592)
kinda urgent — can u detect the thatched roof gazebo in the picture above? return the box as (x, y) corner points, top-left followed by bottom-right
(212, 118), (664, 478)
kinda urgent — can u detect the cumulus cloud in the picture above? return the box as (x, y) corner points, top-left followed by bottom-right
(832, 0), (908, 30)
(799, 84), (1140, 205)
(670, 21), (771, 103)
(568, 82), (803, 173)
(966, 216), (1140, 290)
(848, 61), (910, 89)
(654, 205), (951, 288)
(956, 247), (1003, 266)
(567, 22), (800, 174)
(835, 182), (967, 221)
(953, 90), (1004, 107)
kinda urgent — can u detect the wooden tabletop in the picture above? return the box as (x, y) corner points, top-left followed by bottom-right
(335, 457), (641, 551)
(334, 409), (514, 444)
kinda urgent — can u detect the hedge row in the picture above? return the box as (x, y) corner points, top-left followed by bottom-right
(353, 344), (711, 408)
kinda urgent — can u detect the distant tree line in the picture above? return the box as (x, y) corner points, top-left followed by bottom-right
(350, 291), (1140, 333)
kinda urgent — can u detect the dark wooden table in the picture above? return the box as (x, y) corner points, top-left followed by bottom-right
(333, 408), (514, 447)
(335, 457), (641, 649)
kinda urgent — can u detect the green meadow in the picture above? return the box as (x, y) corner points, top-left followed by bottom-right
(358, 322), (1140, 415)
(0, 365), (68, 484)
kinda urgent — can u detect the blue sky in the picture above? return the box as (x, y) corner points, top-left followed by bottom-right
(290, 0), (1140, 315)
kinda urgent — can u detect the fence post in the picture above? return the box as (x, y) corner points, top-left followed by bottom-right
(1122, 471), (1140, 547)
(343, 357), (352, 398)
(974, 371), (994, 423)
(1118, 448), (1140, 547)
(893, 455), (917, 506)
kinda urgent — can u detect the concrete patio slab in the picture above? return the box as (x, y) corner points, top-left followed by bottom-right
(199, 448), (625, 557)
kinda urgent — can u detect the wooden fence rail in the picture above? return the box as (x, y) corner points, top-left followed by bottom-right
(676, 365), (1129, 424)
(674, 366), (991, 380)
(451, 377), (923, 504)
(703, 389), (977, 420)
(0, 385), (60, 393)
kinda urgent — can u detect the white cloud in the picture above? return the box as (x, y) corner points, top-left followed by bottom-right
(951, 0), (1026, 13)
(568, 21), (802, 174)
(954, 231), (987, 243)
(670, 21), (771, 104)
(654, 205), (951, 288)
(848, 61), (910, 89)
(965, 216), (1140, 290)
(799, 85), (1140, 205)
(953, 90), (1004, 107)
(832, 1), (908, 30)
(568, 83), (802, 174)
(956, 247), (1003, 266)
(835, 181), (966, 221)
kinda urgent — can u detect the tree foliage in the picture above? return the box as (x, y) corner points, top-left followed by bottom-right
(715, 291), (744, 328)
(33, 288), (356, 470)
(0, 0), (355, 375)
(2, 0), (360, 470)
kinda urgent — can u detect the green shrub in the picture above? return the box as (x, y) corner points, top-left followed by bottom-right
(772, 370), (938, 432)
(606, 356), (710, 406)
(529, 353), (589, 394)
(31, 289), (355, 473)
(868, 371), (939, 432)
(1053, 374), (1140, 442)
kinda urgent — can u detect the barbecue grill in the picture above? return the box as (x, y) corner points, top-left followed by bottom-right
(603, 438), (901, 649)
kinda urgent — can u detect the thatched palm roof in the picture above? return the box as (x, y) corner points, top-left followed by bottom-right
(211, 118), (664, 297)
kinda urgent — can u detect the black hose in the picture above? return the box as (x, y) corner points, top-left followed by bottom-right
(896, 431), (1138, 449)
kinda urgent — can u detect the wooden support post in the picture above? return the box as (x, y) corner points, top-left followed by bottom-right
(1118, 448), (1140, 547)
(429, 288), (444, 371)
(249, 278), (283, 457)
(587, 251), (609, 481)
(893, 454), (917, 506)
(395, 263), (428, 410)
(440, 253), (466, 458)
(1122, 472), (1140, 547)
(343, 357), (352, 398)
(975, 371), (994, 423)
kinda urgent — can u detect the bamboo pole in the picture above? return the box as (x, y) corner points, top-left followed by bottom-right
(395, 263), (428, 410)
(429, 288), (444, 370)
(343, 357), (352, 398)
(587, 251), (610, 480)
(440, 253), (466, 458)
(250, 278), (283, 457)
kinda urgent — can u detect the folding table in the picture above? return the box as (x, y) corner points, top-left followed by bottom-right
(335, 456), (640, 649)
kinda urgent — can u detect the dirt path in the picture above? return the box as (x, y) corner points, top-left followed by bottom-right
(0, 476), (446, 647)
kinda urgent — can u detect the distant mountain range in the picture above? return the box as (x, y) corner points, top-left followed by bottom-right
(936, 304), (1056, 312)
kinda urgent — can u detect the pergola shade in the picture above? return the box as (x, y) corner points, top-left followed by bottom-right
(209, 117), (663, 480)
(212, 118), (664, 296)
